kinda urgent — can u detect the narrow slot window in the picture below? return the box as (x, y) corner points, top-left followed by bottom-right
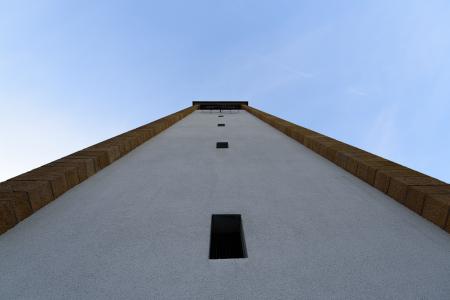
(216, 142), (228, 148)
(209, 214), (247, 259)
(217, 123), (225, 127)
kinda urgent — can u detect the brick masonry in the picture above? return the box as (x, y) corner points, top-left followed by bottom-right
(0, 105), (198, 234)
(243, 104), (450, 234)
(2, 103), (448, 235)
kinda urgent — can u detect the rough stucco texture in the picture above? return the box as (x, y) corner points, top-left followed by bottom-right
(1, 110), (450, 299)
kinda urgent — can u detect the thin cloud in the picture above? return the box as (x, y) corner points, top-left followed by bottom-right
(362, 105), (399, 158)
(347, 87), (368, 96)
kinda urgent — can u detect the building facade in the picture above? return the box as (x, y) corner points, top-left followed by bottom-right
(1, 101), (450, 298)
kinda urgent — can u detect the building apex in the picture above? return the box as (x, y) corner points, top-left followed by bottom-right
(192, 100), (248, 110)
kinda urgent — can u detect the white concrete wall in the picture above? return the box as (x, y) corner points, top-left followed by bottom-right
(1, 110), (450, 299)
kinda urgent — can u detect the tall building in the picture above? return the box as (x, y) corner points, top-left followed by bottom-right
(1, 101), (450, 298)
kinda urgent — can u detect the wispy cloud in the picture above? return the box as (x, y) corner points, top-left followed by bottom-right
(346, 87), (368, 96)
(276, 64), (315, 79)
(362, 105), (399, 158)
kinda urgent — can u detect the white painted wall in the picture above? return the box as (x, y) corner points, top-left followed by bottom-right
(1, 110), (450, 299)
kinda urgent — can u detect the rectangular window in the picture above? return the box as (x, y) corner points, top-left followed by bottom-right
(217, 123), (225, 127)
(216, 142), (229, 148)
(209, 214), (247, 259)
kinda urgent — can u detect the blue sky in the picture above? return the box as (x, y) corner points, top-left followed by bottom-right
(1, 0), (449, 182)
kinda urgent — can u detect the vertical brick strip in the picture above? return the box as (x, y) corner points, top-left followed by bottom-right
(0, 105), (197, 235)
(242, 104), (450, 233)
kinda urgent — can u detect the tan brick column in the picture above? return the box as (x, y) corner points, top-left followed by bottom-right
(0, 105), (198, 234)
(242, 104), (450, 234)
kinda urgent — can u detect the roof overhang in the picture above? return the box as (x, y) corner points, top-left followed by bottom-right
(192, 101), (248, 110)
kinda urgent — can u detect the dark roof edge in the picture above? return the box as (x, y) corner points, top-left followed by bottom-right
(192, 101), (248, 106)
(193, 101), (248, 110)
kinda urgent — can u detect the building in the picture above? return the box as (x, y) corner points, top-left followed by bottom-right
(1, 101), (450, 298)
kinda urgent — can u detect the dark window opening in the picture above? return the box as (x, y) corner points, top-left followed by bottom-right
(209, 214), (247, 259)
(216, 142), (228, 148)
(217, 124), (225, 127)
(218, 115), (224, 117)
